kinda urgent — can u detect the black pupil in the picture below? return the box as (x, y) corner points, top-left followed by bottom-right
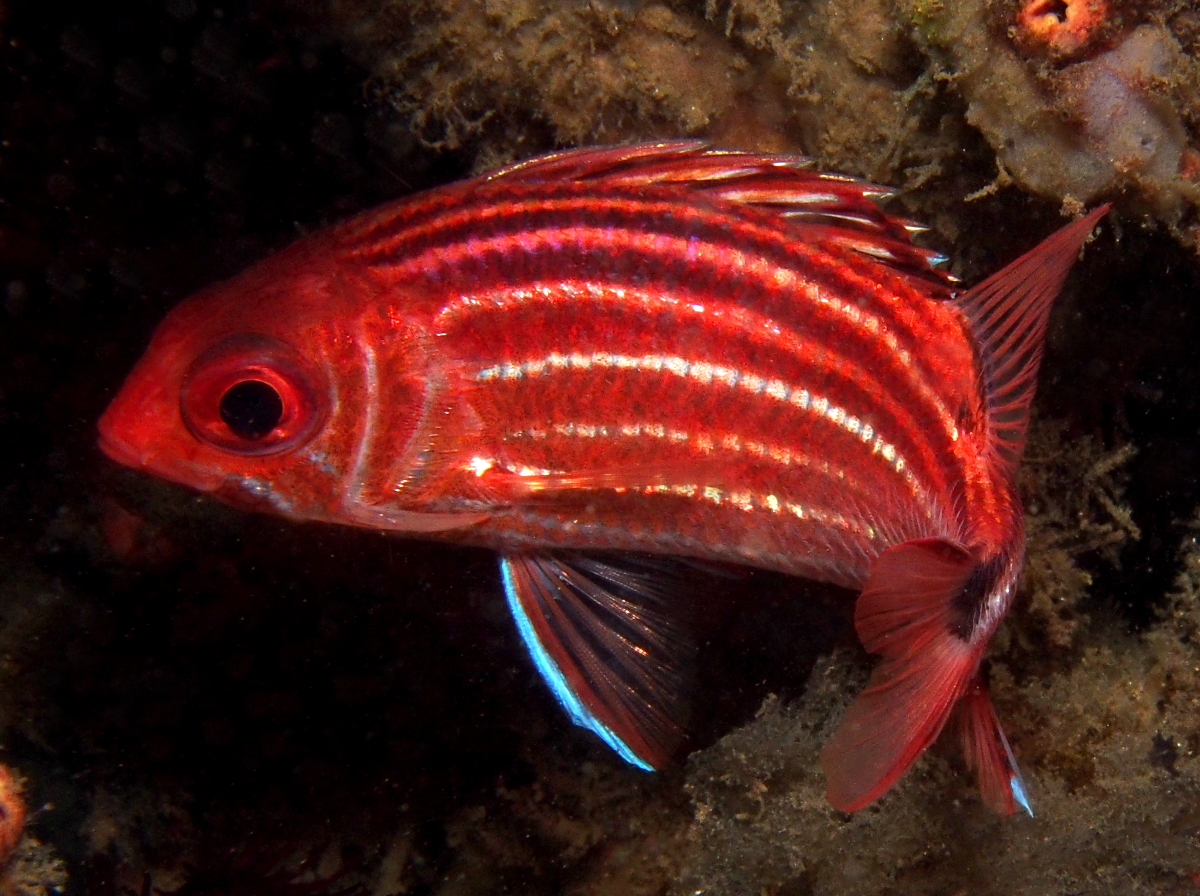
(219, 380), (284, 440)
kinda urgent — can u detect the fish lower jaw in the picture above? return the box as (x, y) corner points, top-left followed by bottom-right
(97, 430), (148, 470)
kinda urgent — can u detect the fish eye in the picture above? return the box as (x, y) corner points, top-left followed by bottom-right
(181, 334), (326, 456)
(219, 380), (284, 440)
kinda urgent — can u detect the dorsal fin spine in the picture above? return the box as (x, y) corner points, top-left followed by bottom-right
(480, 142), (954, 287)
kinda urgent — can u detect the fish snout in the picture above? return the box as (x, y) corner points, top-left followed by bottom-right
(97, 422), (150, 470)
(97, 374), (225, 493)
(97, 372), (171, 471)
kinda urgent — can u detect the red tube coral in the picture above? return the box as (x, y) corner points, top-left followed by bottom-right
(0, 765), (24, 866)
(1014, 0), (1111, 61)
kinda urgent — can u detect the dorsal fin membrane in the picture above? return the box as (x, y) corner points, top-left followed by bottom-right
(485, 140), (707, 184)
(485, 142), (950, 288)
(958, 205), (1110, 469)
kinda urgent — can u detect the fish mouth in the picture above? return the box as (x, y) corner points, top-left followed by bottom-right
(97, 424), (150, 470)
(97, 412), (225, 494)
(96, 366), (169, 471)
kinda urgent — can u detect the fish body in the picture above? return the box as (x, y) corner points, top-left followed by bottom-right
(98, 143), (1106, 814)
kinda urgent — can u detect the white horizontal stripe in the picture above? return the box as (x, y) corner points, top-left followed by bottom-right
(479, 352), (911, 480)
(434, 278), (958, 468)
(496, 418), (935, 537)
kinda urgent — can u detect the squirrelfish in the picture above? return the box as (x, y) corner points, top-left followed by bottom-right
(98, 142), (1107, 814)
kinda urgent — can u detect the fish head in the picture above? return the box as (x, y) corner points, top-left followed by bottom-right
(99, 247), (367, 521)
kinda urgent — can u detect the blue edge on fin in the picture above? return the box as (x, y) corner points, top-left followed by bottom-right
(1002, 730), (1034, 816)
(500, 557), (654, 772)
(1012, 775), (1033, 817)
(503, 558), (1035, 810)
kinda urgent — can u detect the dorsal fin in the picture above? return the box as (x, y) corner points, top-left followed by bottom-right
(484, 142), (949, 286)
(958, 205), (1110, 470)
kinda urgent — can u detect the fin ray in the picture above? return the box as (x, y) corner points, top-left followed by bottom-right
(500, 552), (692, 769)
(821, 538), (982, 811)
(952, 676), (1032, 816)
(958, 205), (1110, 468)
(477, 460), (722, 502)
(485, 142), (951, 287)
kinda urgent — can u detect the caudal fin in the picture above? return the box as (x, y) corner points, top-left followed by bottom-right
(821, 211), (1104, 813)
(820, 538), (984, 811)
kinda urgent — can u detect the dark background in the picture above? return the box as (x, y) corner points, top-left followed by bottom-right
(3, 0), (1200, 892)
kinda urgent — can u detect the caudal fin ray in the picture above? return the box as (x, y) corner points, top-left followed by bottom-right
(821, 538), (986, 811)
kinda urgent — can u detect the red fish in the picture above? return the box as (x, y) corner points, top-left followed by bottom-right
(97, 142), (1107, 814)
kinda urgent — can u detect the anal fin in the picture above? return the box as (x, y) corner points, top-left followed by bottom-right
(952, 675), (1032, 816)
(499, 552), (693, 770)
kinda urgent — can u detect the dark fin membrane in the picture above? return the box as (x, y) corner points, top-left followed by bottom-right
(485, 142), (952, 290)
(499, 552), (694, 770)
(821, 538), (982, 811)
(952, 675), (1032, 816)
(957, 205), (1110, 469)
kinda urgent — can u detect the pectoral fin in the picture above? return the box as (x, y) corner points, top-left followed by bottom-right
(474, 460), (725, 503)
(499, 552), (692, 770)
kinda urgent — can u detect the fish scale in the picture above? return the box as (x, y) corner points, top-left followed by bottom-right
(448, 278), (953, 552)
(466, 295), (942, 464)
(98, 142), (1108, 815)
(423, 232), (968, 492)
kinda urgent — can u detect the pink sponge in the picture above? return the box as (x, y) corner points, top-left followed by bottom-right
(1066, 25), (1186, 181)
